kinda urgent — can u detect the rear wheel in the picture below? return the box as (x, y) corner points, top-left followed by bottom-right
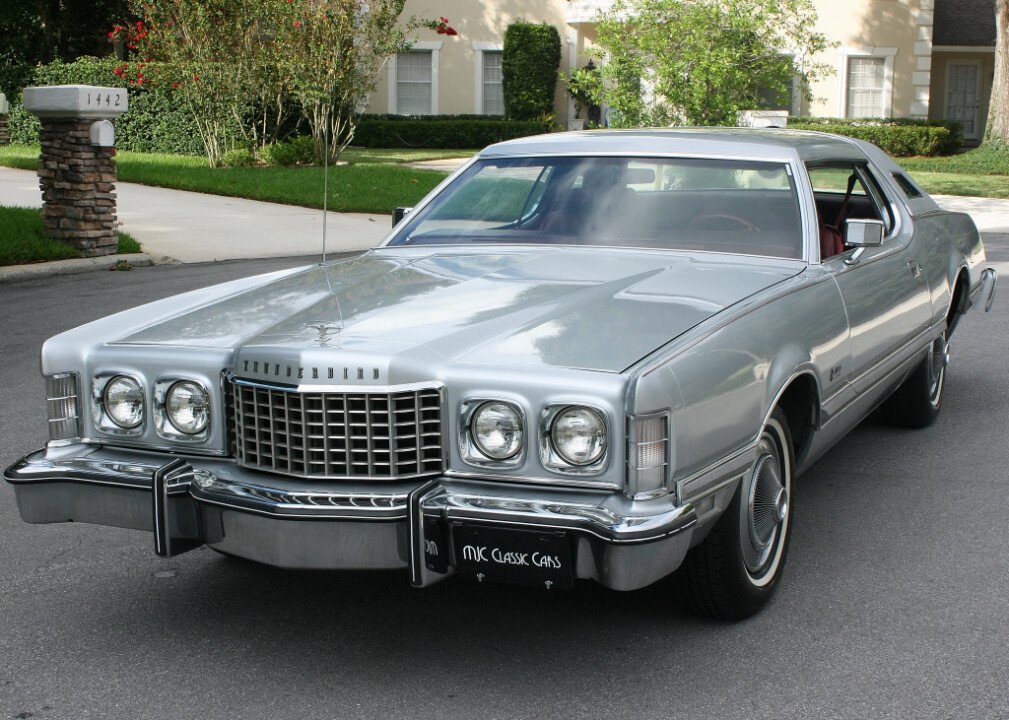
(880, 333), (947, 428)
(678, 407), (794, 620)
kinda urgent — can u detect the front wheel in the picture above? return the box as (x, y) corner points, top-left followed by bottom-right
(677, 407), (794, 620)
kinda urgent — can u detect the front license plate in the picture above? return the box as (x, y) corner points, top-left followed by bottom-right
(452, 524), (573, 589)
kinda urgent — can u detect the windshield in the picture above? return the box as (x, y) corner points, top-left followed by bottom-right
(388, 156), (804, 259)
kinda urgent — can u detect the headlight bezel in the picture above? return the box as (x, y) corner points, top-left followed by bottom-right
(155, 377), (212, 442)
(93, 373), (146, 436)
(539, 403), (610, 476)
(459, 397), (526, 468)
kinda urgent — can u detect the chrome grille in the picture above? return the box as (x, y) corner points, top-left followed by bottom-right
(228, 379), (444, 480)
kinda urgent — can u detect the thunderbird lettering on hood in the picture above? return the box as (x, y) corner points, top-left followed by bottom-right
(114, 248), (800, 374)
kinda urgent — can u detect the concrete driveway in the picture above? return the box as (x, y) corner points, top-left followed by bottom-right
(0, 167), (389, 263)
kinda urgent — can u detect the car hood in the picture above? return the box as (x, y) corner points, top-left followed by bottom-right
(114, 248), (800, 374)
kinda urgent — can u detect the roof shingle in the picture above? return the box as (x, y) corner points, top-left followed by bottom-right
(933, 0), (997, 47)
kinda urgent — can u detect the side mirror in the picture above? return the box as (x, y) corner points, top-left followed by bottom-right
(844, 218), (884, 248)
(393, 206), (413, 228)
(843, 219), (885, 265)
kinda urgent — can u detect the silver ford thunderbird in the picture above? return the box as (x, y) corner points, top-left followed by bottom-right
(6, 129), (997, 619)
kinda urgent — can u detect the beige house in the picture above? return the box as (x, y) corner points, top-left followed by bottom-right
(367, 0), (997, 144)
(367, 0), (572, 119)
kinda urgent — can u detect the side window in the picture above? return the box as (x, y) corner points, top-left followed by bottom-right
(892, 172), (924, 199)
(806, 163), (891, 250)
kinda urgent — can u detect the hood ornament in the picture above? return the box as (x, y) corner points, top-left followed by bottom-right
(304, 321), (343, 347)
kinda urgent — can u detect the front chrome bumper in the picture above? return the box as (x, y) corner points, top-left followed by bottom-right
(5, 445), (698, 592)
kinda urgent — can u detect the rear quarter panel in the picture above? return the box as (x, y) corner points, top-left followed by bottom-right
(910, 211), (986, 323)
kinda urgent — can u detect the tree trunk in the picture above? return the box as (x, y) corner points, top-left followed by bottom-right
(986, 0), (1009, 145)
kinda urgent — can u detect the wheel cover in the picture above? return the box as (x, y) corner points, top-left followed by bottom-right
(740, 426), (790, 582)
(928, 335), (948, 408)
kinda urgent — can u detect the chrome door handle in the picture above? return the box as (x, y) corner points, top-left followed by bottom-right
(908, 260), (921, 278)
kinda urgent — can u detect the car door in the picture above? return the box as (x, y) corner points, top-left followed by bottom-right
(808, 162), (932, 396)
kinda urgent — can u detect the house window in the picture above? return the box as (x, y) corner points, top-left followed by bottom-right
(757, 77), (795, 112)
(397, 51), (433, 115)
(482, 51), (504, 115)
(846, 57), (885, 117)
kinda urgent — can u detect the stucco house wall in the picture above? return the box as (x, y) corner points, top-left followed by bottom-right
(364, 0), (996, 142)
(366, 0), (571, 120)
(803, 0), (935, 120)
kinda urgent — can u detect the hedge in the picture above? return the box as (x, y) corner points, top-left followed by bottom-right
(790, 116), (962, 156)
(361, 113), (501, 122)
(502, 22), (561, 121)
(5, 57), (213, 155)
(352, 116), (551, 149)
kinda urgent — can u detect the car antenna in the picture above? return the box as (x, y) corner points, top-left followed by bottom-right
(322, 112), (329, 267)
(319, 114), (345, 334)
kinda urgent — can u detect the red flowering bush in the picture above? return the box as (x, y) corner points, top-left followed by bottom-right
(434, 17), (458, 36)
(105, 1), (459, 166)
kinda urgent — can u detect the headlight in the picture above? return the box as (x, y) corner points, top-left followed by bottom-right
(470, 401), (523, 460)
(165, 380), (210, 435)
(550, 406), (607, 466)
(102, 375), (145, 429)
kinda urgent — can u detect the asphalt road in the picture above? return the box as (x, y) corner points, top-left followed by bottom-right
(1, 252), (1007, 720)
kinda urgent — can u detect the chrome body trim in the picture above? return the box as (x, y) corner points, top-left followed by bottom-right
(676, 442), (758, 506)
(442, 469), (622, 492)
(230, 376), (447, 395)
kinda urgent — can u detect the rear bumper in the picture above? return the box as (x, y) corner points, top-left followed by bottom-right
(5, 446), (698, 591)
(973, 267), (998, 313)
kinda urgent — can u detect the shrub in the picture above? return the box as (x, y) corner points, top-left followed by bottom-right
(0, 61), (32, 99)
(789, 120), (960, 157)
(789, 117), (963, 155)
(362, 113), (499, 122)
(502, 22), (561, 120)
(4, 57), (215, 155)
(261, 135), (316, 166)
(8, 103), (41, 146)
(221, 148), (257, 168)
(352, 116), (551, 149)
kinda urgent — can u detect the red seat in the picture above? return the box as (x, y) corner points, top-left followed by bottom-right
(820, 225), (845, 259)
(818, 173), (857, 260)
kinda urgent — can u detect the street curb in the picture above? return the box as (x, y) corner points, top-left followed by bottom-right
(0, 253), (154, 283)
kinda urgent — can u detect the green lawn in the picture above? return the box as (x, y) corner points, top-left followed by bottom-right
(899, 145), (1009, 176)
(0, 145), (451, 214)
(897, 146), (1009, 199)
(0, 206), (141, 266)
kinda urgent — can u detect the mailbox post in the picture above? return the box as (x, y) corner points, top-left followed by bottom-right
(0, 93), (10, 145)
(22, 85), (129, 257)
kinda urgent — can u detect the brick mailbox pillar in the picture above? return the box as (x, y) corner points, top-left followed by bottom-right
(22, 85), (129, 257)
(0, 93), (10, 145)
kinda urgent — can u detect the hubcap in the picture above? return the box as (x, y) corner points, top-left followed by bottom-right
(742, 430), (788, 576)
(928, 335), (948, 407)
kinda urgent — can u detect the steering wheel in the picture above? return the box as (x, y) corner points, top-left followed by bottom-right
(686, 213), (762, 232)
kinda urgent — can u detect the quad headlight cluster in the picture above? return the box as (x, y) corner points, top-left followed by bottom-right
(461, 400), (609, 475)
(92, 374), (212, 442)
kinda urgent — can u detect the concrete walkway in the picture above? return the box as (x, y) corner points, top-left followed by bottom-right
(0, 167), (389, 263)
(1, 165), (1006, 263)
